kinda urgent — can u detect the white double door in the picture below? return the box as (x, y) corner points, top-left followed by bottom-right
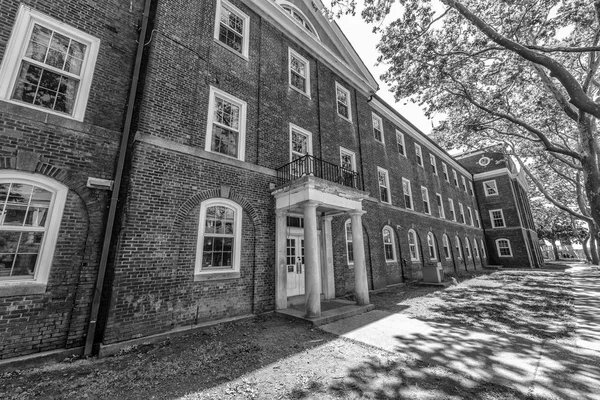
(286, 235), (305, 297)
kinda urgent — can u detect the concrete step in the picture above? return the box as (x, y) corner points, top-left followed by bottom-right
(276, 299), (375, 327)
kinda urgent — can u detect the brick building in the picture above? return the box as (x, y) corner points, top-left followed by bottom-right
(0, 0), (543, 361)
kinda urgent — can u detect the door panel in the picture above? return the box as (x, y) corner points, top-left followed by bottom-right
(286, 236), (305, 296)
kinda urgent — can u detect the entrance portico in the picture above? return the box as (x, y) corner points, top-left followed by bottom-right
(273, 174), (370, 319)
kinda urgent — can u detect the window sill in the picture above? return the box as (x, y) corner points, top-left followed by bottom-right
(0, 281), (47, 297)
(213, 38), (249, 61)
(194, 271), (241, 282)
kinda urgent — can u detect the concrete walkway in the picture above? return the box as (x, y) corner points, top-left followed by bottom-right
(320, 265), (600, 400)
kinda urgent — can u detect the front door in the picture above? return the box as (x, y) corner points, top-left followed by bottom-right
(286, 236), (305, 296)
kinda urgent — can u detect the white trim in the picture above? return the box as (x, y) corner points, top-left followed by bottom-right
(408, 229), (419, 261)
(442, 234), (451, 260)
(430, 154), (437, 175)
(339, 147), (356, 171)
(396, 129), (406, 156)
(421, 186), (430, 215)
(483, 180), (499, 196)
(467, 206), (474, 226)
(442, 162), (449, 182)
(205, 86), (247, 161)
(473, 168), (512, 180)
(461, 176), (468, 193)
(335, 82), (352, 122)
(0, 171), (67, 288)
(415, 143), (423, 167)
(458, 202), (465, 224)
(454, 235), (463, 259)
(453, 170), (459, 187)
(469, 180), (474, 196)
(289, 123), (313, 161)
(372, 112), (384, 144)
(480, 239), (487, 258)
(344, 219), (354, 266)
(288, 47), (310, 97)
(402, 177), (413, 210)
(214, 0), (250, 58)
(490, 209), (506, 228)
(377, 167), (391, 204)
(465, 236), (472, 259)
(195, 198), (243, 274)
(277, 1), (320, 40)
(435, 193), (445, 219)
(473, 239), (480, 259)
(448, 198), (456, 221)
(0, 5), (100, 121)
(427, 231), (437, 260)
(475, 209), (481, 228)
(382, 225), (396, 262)
(496, 238), (513, 257)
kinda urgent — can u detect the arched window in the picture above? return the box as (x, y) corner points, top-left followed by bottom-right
(382, 226), (396, 262)
(345, 219), (353, 265)
(279, 2), (320, 39)
(195, 198), (242, 276)
(465, 236), (472, 258)
(473, 239), (480, 259)
(442, 234), (451, 260)
(480, 239), (487, 258)
(427, 232), (437, 260)
(496, 239), (513, 257)
(454, 235), (463, 259)
(408, 229), (419, 261)
(0, 171), (67, 287)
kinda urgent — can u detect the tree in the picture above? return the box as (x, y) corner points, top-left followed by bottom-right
(329, 0), (600, 245)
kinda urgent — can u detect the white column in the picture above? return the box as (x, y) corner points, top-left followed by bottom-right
(349, 210), (369, 306)
(321, 215), (335, 300)
(275, 209), (287, 309)
(303, 201), (321, 318)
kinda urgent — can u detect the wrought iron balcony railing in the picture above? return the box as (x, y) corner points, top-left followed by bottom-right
(276, 155), (361, 189)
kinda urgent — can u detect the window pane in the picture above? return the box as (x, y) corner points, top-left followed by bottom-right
(212, 125), (239, 157)
(3, 205), (28, 226)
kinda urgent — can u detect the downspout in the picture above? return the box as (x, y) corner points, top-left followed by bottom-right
(84, 0), (152, 356)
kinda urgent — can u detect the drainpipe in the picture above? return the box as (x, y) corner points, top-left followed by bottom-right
(84, 0), (152, 356)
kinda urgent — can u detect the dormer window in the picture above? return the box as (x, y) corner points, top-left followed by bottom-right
(279, 2), (320, 39)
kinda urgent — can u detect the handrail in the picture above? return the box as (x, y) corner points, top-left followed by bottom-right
(276, 155), (361, 189)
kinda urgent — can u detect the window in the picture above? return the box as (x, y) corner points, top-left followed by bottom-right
(280, 2), (319, 38)
(474, 210), (481, 228)
(340, 147), (356, 186)
(480, 239), (487, 258)
(465, 237), (472, 258)
(467, 206), (473, 226)
(0, 171), (67, 289)
(408, 229), (419, 261)
(195, 199), (242, 276)
(454, 236), (463, 259)
(442, 163), (449, 182)
(372, 113), (384, 143)
(473, 239), (480, 259)
(206, 87), (247, 160)
(448, 198), (456, 221)
(288, 48), (310, 96)
(436, 193), (445, 218)
(383, 227), (396, 262)
(335, 82), (351, 121)
(490, 209), (506, 228)
(415, 144), (423, 167)
(377, 167), (390, 204)
(459, 203), (465, 224)
(396, 130), (406, 156)
(214, 0), (250, 57)
(453, 170), (459, 187)
(345, 219), (353, 265)
(427, 232), (437, 260)
(421, 186), (430, 214)
(461, 176), (468, 192)
(442, 234), (451, 260)
(290, 124), (312, 176)
(0, 5), (100, 121)
(483, 180), (498, 196)
(469, 181), (474, 196)
(402, 178), (413, 210)
(430, 154), (437, 175)
(496, 239), (513, 257)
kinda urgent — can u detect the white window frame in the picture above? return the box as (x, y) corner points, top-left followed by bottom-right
(448, 198), (456, 221)
(469, 181), (474, 196)
(442, 162), (449, 182)
(402, 178), (413, 210)
(453, 170), (459, 187)
(396, 130), (406, 156)
(408, 229), (419, 261)
(383, 226), (396, 262)
(205, 86), (247, 161)
(473, 239), (480, 259)
(483, 180), (499, 196)
(436, 193), (445, 219)
(288, 48), (310, 97)
(459, 203), (465, 224)
(214, 0), (250, 58)
(335, 82), (352, 122)
(339, 147), (356, 172)
(0, 5), (100, 122)
(480, 239), (487, 258)
(490, 209), (506, 228)
(427, 232), (437, 260)
(377, 167), (391, 204)
(345, 219), (354, 266)
(0, 171), (67, 291)
(465, 237), (472, 258)
(461, 176), (468, 193)
(278, 1), (320, 39)
(415, 144), (424, 167)
(455, 236), (463, 259)
(289, 123), (313, 161)
(496, 239), (513, 257)
(372, 113), (384, 144)
(467, 206), (474, 226)
(430, 154), (437, 175)
(475, 210), (481, 228)
(442, 234), (451, 260)
(421, 186), (430, 215)
(195, 198), (243, 276)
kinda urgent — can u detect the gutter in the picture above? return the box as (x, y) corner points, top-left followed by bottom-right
(84, 0), (152, 356)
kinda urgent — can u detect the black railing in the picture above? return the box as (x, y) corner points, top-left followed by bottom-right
(276, 155), (361, 189)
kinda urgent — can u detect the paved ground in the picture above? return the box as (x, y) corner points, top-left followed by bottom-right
(320, 263), (600, 400)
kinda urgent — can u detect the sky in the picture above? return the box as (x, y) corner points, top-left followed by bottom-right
(330, 5), (436, 134)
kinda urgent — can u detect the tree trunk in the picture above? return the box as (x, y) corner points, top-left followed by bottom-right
(583, 236), (592, 263)
(552, 240), (560, 260)
(590, 226), (600, 265)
